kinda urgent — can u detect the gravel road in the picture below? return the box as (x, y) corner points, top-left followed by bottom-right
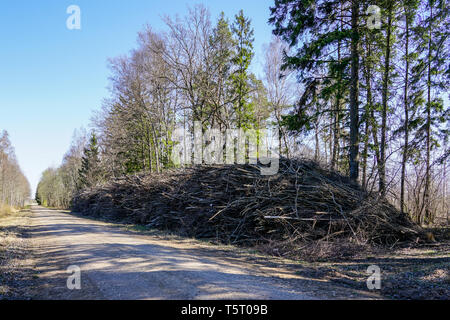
(28, 206), (377, 300)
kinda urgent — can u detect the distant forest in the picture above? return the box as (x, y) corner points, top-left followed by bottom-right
(0, 130), (31, 212)
(37, 0), (449, 226)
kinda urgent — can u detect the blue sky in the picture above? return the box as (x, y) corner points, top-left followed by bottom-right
(0, 0), (275, 195)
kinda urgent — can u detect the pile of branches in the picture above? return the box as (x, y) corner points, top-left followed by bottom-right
(72, 158), (424, 254)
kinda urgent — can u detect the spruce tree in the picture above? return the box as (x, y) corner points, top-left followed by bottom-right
(231, 10), (256, 130)
(210, 12), (235, 130)
(78, 132), (102, 189)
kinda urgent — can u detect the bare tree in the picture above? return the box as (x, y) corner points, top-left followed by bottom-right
(263, 36), (296, 157)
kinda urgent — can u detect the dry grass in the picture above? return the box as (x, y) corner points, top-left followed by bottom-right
(0, 204), (13, 218)
(0, 209), (35, 300)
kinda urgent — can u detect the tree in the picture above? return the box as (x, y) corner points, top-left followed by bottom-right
(208, 12), (235, 130)
(412, 0), (449, 224)
(263, 36), (297, 157)
(399, 0), (421, 214)
(231, 10), (256, 130)
(377, 0), (400, 195)
(78, 132), (102, 189)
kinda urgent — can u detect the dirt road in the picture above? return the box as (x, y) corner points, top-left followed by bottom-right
(26, 206), (377, 300)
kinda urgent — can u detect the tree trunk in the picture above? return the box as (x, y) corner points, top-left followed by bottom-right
(361, 33), (372, 189)
(349, 0), (360, 183)
(401, 9), (410, 215)
(332, 32), (342, 171)
(379, 2), (393, 196)
(424, 5), (433, 224)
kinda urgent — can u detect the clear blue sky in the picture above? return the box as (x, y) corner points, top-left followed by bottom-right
(0, 0), (275, 195)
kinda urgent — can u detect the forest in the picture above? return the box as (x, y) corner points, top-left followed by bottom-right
(36, 0), (449, 228)
(0, 130), (31, 214)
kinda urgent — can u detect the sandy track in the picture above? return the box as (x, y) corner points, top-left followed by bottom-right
(28, 206), (376, 300)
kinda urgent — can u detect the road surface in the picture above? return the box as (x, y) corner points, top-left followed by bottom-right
(27, 206), (375, 300)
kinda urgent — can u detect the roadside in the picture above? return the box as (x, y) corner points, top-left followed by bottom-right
(0, 208), (35, 300)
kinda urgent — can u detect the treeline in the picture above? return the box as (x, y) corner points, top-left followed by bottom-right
(37, 1), (449, 225)
(93, 7), (277, 176)
(36, 129), (87, 208)
(0, 130), (31, 211)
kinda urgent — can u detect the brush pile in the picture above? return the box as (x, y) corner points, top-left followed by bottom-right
(72, 158), (423, 256)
